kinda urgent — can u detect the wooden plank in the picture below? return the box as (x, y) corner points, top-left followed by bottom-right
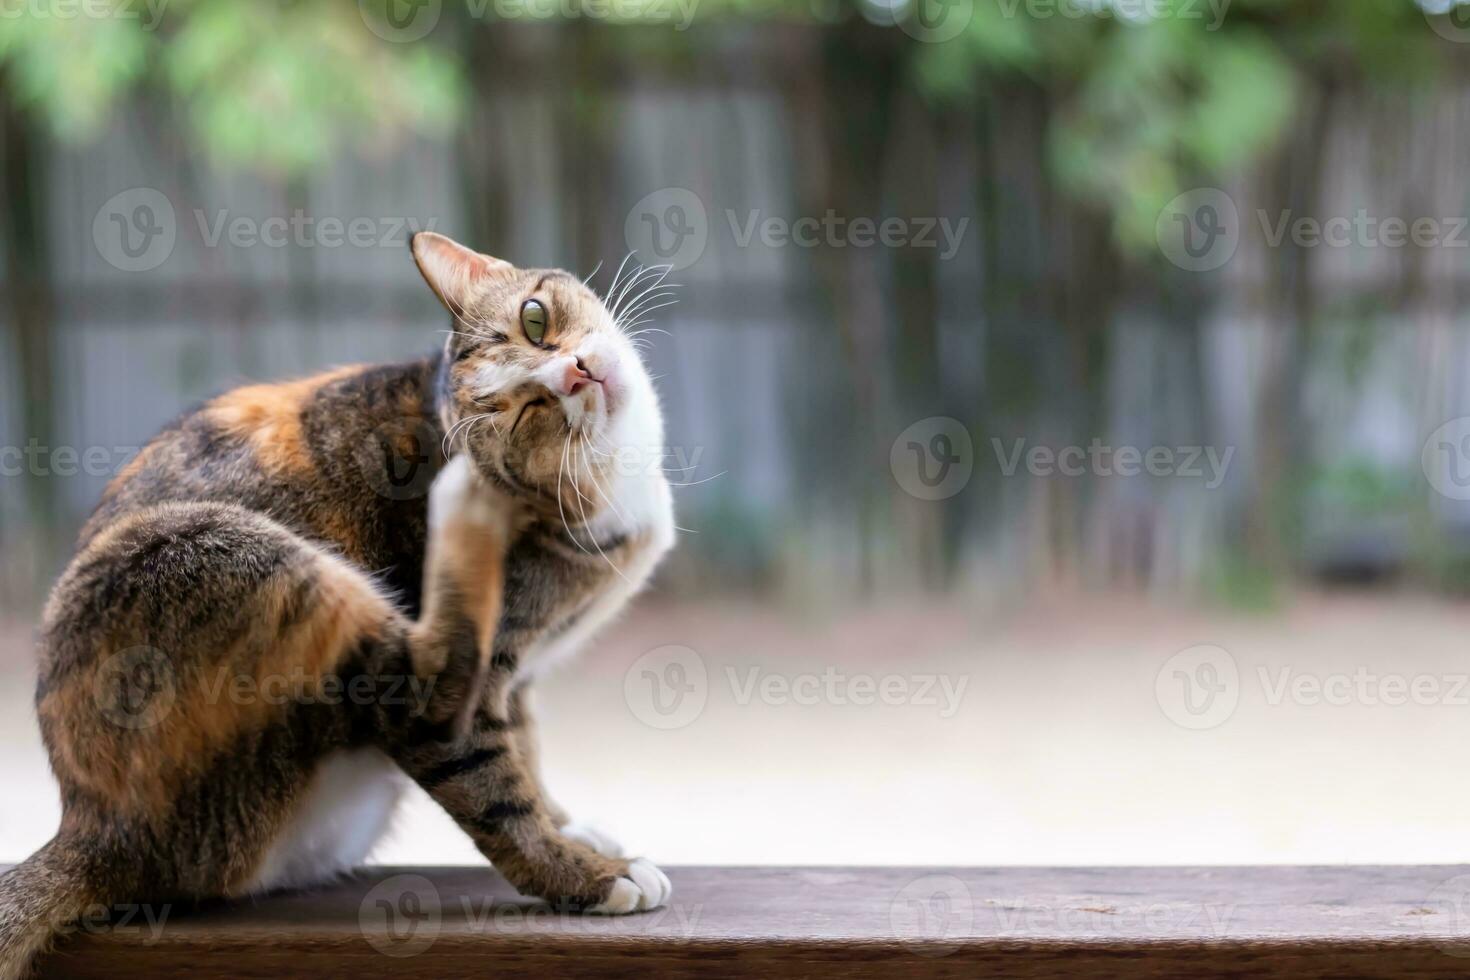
(24, 865), (1470, 978)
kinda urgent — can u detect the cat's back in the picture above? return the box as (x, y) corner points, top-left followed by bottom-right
(78, 361), (440, 573)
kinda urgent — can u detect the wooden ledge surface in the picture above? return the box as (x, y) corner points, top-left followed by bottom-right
(29, 864), (1470, 978)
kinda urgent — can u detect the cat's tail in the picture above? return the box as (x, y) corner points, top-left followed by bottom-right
(0, 837), (102, 980)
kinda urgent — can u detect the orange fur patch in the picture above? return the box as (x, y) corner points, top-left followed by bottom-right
(205, 366), (362, 478)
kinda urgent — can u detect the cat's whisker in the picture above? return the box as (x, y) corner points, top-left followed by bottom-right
(603, 253), (636, 303)
(581, 258), (604, 287)
(442, 412), (493, 457)
(616, 297), (679, 333)
(613, 271), (676, 327)
(607, 264), (653, 323)
(616, 277), (679, 314)
(667, 469), (727, 488)
(579, 431), (631, 527)
(619, 298), (680, 327)
(573, 439), (631, 584)
(625, 327), (673, 340)
(557, 430), (593, 556)
(602, 254), (640, 313)
(615, 281), (679, 327)
(609, 264), (671, 323)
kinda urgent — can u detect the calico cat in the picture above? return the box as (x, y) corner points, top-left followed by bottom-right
(0, 232), (678, 977)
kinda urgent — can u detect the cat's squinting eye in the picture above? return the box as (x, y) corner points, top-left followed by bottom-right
(521, 300), (548, 344)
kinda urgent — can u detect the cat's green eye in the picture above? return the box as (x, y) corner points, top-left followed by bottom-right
(521, 300), (548, 344)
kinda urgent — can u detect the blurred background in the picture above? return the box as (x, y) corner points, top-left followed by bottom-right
(5, 0), (1470, 869)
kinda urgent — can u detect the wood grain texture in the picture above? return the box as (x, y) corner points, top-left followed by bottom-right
(22, 865), (1470, 978)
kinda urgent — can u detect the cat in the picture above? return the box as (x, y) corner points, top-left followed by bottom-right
(0, 232), (678, 978)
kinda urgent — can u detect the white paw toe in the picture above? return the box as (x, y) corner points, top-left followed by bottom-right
(588, 858), (671, 914)
(563, 823), (625, 858)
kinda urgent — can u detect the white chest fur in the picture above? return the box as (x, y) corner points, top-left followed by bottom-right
(518, 470), (675, 682)
(238, 748), (407, 896)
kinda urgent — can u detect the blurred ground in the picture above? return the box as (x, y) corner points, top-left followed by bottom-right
(4, 592), (1470, 867)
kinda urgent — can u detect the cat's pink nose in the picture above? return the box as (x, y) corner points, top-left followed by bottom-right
(562, 358), (596, 395)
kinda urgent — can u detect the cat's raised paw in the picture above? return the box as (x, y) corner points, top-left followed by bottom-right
(563, 823), (624, 858)
(589, 858), (671, 914)
(428, 454), (508, 536)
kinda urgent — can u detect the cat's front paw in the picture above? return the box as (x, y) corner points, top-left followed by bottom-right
(429, 454), (510, 537)
(588, 858), (671, 914)
(563, 822), (624, 858)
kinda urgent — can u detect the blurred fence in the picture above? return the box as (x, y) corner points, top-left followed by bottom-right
(3, 24), (1470, 611)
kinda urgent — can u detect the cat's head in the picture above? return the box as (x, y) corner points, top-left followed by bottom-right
(412, 231), (666, 521)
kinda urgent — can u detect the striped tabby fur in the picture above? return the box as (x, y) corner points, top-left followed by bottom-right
(0, 233), (677, 977)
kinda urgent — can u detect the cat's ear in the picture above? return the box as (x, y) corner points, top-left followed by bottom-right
(411, 232), (513, 315)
